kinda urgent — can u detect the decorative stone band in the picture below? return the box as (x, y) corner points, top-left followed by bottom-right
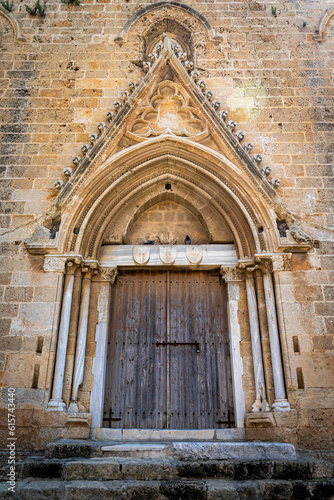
(43, 256), (67, 273)
(43, 255), (84, 273)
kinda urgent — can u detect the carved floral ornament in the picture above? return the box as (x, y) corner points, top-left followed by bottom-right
(126, 81), (208, 142)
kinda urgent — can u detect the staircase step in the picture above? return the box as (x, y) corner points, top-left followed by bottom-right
(1, 478), (334, 500)
(45, 440), (297, 460)
(13, 457), (334, 482)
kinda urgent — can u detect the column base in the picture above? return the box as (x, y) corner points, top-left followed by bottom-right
(272, 399), (291, 412)
(47, 399), (66, 411)
(68, 401), (79, 413)
(252, 399), (270, 413)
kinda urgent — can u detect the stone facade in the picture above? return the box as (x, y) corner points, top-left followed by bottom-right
(0, 0), (333, 451)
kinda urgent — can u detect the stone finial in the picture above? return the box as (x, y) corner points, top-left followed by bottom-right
(121, 91), (130, 103)
(272, 178), (281, 188)
(227, 120), (237, 131)
(261, 165), (272, 177)
(54, 180), (64, 189)
(143, 61), (151, 73)
(219, 110), (228, 121)
(72, 156), (81, 167)
(106, 111), (114, 123)
(243, 142), (254, 153)
(113, 101), (122, 112)
(81, 144), (90, 155)
(191, 71), (200, 82)
(198, 80), (207, 91)
(184, 61), (194, 72)
(235, 130), (245, 141)
(205, 90), (214, 101)
(147, 52), (157, 63)
(97, 122), (106, 134)
(154, 42), (163, 54)
(63, 167), (73, 177)
(128, 81), (138, 93)
(89, 133), (98, 146)
(253, 154), (263, 165)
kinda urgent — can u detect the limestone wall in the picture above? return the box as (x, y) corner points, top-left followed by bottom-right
(0, 0), (333, 450)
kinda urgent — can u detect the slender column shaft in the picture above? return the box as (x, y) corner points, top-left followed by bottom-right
(90, 268), (117, 435)
(69, 268), (93, 411)
(245, 273), (269, 412)
(221, 267), (246, 429)
(48, 262), (76, 411)
(262, 267), (291, 411)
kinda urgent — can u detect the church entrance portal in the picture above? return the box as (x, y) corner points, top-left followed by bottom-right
(103, 269), (234, 430)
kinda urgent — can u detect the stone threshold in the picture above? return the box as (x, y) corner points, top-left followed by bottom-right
(100, 441), (296, 460)
(92, 428), (244, 442)
(46, 438), (296, 461)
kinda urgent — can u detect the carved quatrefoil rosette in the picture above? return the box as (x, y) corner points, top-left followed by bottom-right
(126, 81), (209, 143)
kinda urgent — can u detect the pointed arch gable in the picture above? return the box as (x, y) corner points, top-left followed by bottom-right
(56, 137), (280, 261)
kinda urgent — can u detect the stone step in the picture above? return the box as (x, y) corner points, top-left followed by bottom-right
(45, 440), (297, 460)
(12, 457), (334, 482)
(1, 478), (334, 500)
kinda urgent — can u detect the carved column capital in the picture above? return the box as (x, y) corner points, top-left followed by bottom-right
(271, 254), (285, 272)
(220, 266), (245, 282)
(96, 267), (118, 284)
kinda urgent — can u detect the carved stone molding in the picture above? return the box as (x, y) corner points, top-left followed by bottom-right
(283, 253), (292, 271)
(44, 256), (67, 273)
(220, 267), (245, 282)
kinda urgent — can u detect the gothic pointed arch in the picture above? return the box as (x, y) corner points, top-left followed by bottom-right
(114, 1), (222, 44)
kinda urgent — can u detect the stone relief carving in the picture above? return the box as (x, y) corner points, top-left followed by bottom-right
(159, 246), (177, 264)
(133, 245), (151, 265)
(126, 81), (209, 143)
(289, 224), (312, 245)
(186, 245), (203, 265)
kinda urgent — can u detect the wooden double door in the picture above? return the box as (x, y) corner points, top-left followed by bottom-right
(103, 270), (234, 429)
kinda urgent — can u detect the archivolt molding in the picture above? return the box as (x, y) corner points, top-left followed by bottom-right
(114, 1), (222, 43)
(313, 7), (334, 42)
(55, 138), (278, 260)
(0, 6), (25, 42)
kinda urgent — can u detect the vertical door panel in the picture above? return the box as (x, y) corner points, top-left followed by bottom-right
(103, 269), (233, 429)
